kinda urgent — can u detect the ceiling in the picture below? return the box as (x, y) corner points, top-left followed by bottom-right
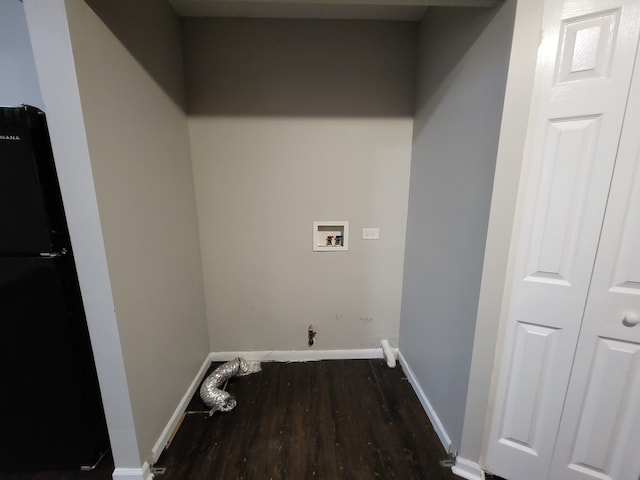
(168, 0), (498, 21)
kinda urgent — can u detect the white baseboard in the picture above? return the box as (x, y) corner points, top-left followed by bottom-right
(150, 355), (213, 463)
(451, 456), (484, 480)
(209, 348), (385, 362)
(398, 351), (453, 452)
(112, 461), (153, 480)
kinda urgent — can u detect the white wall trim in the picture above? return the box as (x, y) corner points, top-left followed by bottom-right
(150, 355), (213, 463)
(398, 351), (453, 452)
(209, 348), (385, 362)
(451, 456), (485, 480)
(112, 461), (153, 480)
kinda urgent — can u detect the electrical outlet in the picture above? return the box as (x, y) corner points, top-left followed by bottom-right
(362, 227), (380, 240)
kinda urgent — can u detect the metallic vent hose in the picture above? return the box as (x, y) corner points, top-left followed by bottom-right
(199, 357), (251, 416)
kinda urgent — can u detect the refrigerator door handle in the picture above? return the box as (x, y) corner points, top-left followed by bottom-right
(40, 248), (67, 258)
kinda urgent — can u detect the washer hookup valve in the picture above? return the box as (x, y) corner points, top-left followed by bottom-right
(308, 325), (317, 346)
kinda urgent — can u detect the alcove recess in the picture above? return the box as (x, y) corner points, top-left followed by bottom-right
(313, 221), (348, 251)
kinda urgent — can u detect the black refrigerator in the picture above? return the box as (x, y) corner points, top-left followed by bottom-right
(0, 105), (109, 471)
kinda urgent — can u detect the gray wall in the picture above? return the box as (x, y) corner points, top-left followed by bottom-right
(68, 0), (209, 463)
(0, 0), (43, 108)
(399, 1), (515, 450)
(460, 0), (545, 464)
(184, 18), (416, 351)
(85, 0), (186, 109)
(26, 0), (209, 469)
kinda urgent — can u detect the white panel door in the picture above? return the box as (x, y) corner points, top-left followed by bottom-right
(485, 1), (640, 479)
(548, 40), (640, 480)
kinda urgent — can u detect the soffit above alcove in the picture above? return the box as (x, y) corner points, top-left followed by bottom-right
(169, 0), (498, 21)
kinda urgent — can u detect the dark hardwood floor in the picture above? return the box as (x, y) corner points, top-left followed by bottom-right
(156, 359), (461, 479)
(0, 359), (464, 480)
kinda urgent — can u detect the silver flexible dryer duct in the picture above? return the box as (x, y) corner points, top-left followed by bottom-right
(199, 357), (251, 416)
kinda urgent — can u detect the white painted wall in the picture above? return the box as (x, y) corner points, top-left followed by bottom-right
(399, 2), (516, 451)
(0, 0), (43, 108)
(25, 0), (209, 472)
(184, 18), (416, 351)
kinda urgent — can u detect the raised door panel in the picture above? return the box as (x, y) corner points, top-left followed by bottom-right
(556, 9), (618, 83)
(498, 323), (561, 454)
(485, 1), (640, 479)
(524, 115), (601, 287)
(554, 338), (640, 480)
(549, 37), (640, 480)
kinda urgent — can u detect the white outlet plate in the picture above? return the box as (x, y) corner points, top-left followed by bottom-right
(362, 227), (380, 240)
